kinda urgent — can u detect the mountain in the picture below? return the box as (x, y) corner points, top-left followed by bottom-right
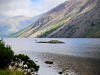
(11, 0), (100, 38)
(0, 14), (43, 37)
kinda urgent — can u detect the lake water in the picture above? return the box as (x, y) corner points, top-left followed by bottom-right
(3, 38), (100, 75)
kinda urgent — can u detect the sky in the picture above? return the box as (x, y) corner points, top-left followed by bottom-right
(0, 0), (67, 22)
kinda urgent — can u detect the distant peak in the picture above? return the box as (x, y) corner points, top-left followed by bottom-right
(14, 15), (27, 18)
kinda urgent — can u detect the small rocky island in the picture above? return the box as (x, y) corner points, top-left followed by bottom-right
(36, 40), (64, 43)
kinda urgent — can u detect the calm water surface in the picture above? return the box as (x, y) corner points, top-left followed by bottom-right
(4, 38), (100, 58)
(3, 38), (100, 75)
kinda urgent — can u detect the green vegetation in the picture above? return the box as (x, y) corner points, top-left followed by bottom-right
(0, 38), (14, 69)
(13, 54), (39, 72)
(37, 19), (66, 38)
(11, 25), (30, 38)
(48, 40), (64, 43)
(0, 38), (39, 74)
(0, 69), (24, 75)
(85, 25), (100, 37)
(37, 40), (64, 43)
(29, 25), (43, 37)
(62, 66), (68, 72)
(84, 21), (100, 37)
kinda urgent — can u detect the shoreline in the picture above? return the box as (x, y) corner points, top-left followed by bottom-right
(19, 51), (100, 75)
(39, 52), (100, 75)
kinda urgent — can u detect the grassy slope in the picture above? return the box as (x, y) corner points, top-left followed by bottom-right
(10, 25), (31, 38)
(85, 20), (100, 37)
(11, 0), (100, 38)
(37, 19), (66, 37)
(34, 0), (89, 38)
(0, 69), (24, 75)
(85, 26), (100, 37)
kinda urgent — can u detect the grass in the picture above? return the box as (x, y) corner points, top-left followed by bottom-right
(10, 24), (32, 38)
(0, 69), (24, 75)
(11, 27), (28, 37)
(28, 25), (43, 37)
(85, 25), (100, 37)
(37, 19), (66, 37)
(48, 40), (64, 43)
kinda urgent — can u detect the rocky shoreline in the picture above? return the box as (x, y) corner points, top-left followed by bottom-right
(33, 52), (100, 75)
(15, 51), (100, 75)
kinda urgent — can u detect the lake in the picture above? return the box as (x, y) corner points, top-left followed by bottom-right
(3, 38), (100, 75)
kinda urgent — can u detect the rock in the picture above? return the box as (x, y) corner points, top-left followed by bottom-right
(49, 66), (51, 67)
(45, 61), (53, 64)
(58, 72), (63, 74)
(35, 61), (38, 62)
(24, 72), (27, 75)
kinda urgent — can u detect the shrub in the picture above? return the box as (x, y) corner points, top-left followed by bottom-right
(13, 54), (39, 72)
(0, 38), (39, 73)
(0, 38), (14, 69)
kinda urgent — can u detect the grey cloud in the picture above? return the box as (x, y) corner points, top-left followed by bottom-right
(0, 0), (67, 22)
(0, 0), (13, 3)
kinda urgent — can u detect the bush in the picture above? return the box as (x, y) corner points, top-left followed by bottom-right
(13, 54), (39, 72)
(0, 38), (39, 73)
(0, 38), (14, 69)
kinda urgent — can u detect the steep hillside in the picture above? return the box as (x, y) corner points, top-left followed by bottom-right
(12, 0), (100, 38)
(50, 0), (100, 38)
(0, 14), (43, 37)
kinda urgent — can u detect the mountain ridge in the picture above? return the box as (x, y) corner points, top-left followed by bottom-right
(11, 0), (100, 38)
(0, 13), (43, 37)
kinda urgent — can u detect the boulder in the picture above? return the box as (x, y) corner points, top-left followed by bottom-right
(58, 72), (63, 74)
(45, 61), (53, 64)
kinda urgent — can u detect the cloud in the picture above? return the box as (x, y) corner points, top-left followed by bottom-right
(0, 0), (13, 3)
(0, 0), (67, 22)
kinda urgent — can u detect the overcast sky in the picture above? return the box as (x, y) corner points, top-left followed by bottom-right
(0, 0), (67, 22)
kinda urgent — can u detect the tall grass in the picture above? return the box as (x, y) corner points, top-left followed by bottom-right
(0, 69), (24, 75)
